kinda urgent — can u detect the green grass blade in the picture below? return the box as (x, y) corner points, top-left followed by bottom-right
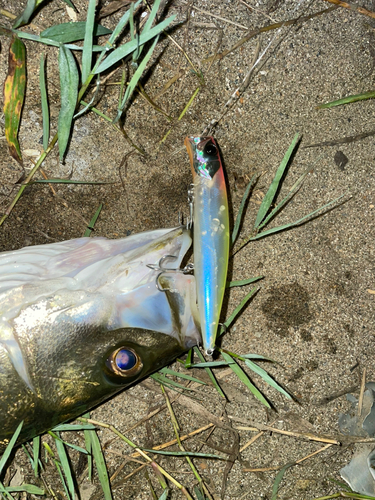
(53, 433), (76, 500)
(194, 486), (206, 500)
(4, 35), (26, 165)
(61, 0), (76, 9)
(151, 373), (194, 391)
(271, 462), (295, 500)
(227, 276), (263, 288)
(231, 173), (259, 245)
(32, 436), (40, 476)
(0, 481), (13, 499)
(246, 192), (347, 243)
(254, 133), (300, 230)
(90, 429), (113, 500)
(136, 0), (162, 60)
(107, 0), (142, 45)
(83, 415), (94, 482)
(159, 367), (206, 385)
(48, 431), (88, 455)
(184, 348), (193, 368)
(13, 0), (37, 28)
(317, 90), (375, 109)
(84, 203), (103, 237)
(128, 2), (135, 42)
(39, 54), (49, 151)
(95, 16), (176, 74)
(52, 423), (97, 431)
(4, 484), (45, 494)
(115, 35), (159, 121)
(13, 30), (106, 51)
(0, 421), (23, 473)
(221, 352), (270, 407)
(219, 286), (258, 336)
(58, 44), (79, 160)
(240, 353), (275, 361)
(40, 22), (111, 44)
(244, 359), (291, 399)
(82, 0), (97, 83)
(193, 347), (226, 398)
(257, 168), (310, 231)
(158, 490), (169, 500)
(190, 360), (233, 368)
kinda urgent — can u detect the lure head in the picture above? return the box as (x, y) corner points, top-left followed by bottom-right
(184, 137), (221, 180)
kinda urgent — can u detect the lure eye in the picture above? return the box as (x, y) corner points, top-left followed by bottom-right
(203, 141), (217, 156)
(106, 347), (143, 377)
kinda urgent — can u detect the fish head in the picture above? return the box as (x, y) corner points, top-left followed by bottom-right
(184, 136), (221, 180)
(0, 227), (200, 449)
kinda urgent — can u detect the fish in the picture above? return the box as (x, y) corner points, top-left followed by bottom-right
(184, 136), (230, 355)
(0, 226), (201, 450)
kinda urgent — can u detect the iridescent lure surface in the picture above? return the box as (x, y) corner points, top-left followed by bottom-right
(185, 136), (230, 355)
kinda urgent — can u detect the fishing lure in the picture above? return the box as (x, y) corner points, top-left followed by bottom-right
(184, 136), (230, 355)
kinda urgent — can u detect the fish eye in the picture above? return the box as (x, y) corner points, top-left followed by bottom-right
(106, 347), (143, 377)
(203, 142), (217, 156)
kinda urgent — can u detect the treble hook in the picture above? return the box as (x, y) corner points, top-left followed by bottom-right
(147, 255), (194, 292)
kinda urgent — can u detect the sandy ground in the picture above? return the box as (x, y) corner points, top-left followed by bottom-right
(0, 0), (375, 498)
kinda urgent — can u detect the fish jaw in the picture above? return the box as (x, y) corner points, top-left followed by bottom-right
(0, 227), (201, 449)
(185, 137), (230, 355)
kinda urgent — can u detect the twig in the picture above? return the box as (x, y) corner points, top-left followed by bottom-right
(178, 0), (249, 29)
(240, 419), (278, 452)
(243, 444), (333, 472)
(323, 0), (375, 19)
(235, 424), (340, 445)
(203, 6), (338, 64)
(129, 423), (214, 458)
(239, 0), (277, 22)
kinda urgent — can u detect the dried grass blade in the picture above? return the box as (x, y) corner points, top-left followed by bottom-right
(141, 449), (224, 459)
(3, 35), (26, 165)
(254, 133), (300, 230)
(58, 44), (79, 160)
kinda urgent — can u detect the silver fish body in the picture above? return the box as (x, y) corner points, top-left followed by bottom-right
(0, 227), (200, 449)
